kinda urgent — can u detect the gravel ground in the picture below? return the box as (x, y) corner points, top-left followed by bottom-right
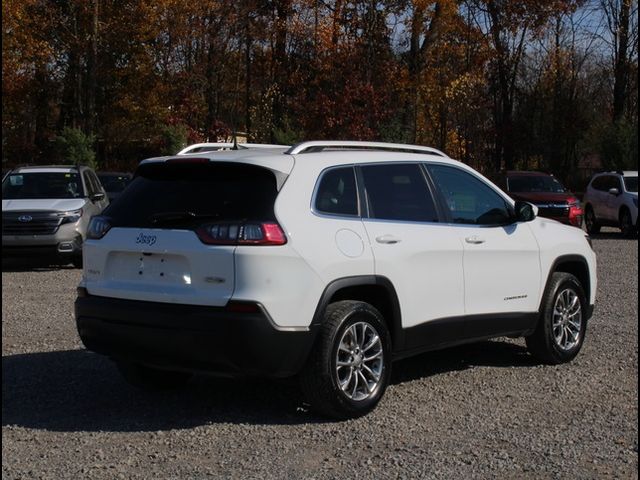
(2, 230), (637, 479)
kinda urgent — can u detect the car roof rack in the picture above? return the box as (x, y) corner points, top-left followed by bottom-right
(177, 142), (290, 155)
(285, 141), (448, 157)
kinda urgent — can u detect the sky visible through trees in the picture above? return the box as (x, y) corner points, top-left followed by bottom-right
(2, 1), (638, 183)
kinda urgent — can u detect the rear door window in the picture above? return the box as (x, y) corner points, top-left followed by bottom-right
(591, 176), (609, 192)
(360, 163), (439, 222)
(104, 162), (279, 228)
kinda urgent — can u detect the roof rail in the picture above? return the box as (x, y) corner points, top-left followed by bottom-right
(177, 142), (290, 155)
(285, 141), (448, 157)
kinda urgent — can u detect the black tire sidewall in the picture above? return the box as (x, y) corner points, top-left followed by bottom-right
(620, 209), (633, 237)
(327, 306), (392, 416)
(585, 206), (599, 234)
(540, 275), (588, 363)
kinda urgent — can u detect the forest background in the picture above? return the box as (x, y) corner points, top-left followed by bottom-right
(2, 0), (638, 189)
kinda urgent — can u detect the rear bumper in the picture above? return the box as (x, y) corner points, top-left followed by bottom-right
(75, 291), (316, 378)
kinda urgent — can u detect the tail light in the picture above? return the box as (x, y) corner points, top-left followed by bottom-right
(567, 197), (583, 226)
(196, 221), (287, 246)
(87, 216), (112, 240)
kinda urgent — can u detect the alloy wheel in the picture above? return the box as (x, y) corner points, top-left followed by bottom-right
(552, 288), (583, 351)
(335, 322), (384, 401)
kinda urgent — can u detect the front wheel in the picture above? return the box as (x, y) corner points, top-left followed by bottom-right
(526, 272), (587, 364)
(300, 301), (392, 419)
(619, 208), (636, 238)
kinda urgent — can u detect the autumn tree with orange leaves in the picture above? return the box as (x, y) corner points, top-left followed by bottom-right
(2, 0), (637, 176)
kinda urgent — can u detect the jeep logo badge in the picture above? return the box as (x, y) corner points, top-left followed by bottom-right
(18, 215), (33, 223)
(135, 232), (157, 246)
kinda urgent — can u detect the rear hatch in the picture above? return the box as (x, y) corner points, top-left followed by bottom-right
(83, 161), (282, 306)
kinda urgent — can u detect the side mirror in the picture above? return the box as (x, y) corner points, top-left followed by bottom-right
(90, 192), (105, 202)
(514, 200), (537, 223)
(608, 188), (620, 196)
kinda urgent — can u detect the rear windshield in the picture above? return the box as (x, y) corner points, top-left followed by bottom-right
(104, 162), (279, 228)
(624, 176), (638, 193)
(507, 175), (566, 193)
(2, 172), (84, 199)
(98, 174), (131, 193)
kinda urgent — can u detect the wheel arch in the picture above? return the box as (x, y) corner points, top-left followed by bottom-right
(543, 255), (591, 313)
(311, 276), (404, 352)
(619, 204), (631, 219)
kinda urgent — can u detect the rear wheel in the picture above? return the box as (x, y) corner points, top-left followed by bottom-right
(584, 206), (600, 234)
(116, 361), (192, 390)
(619, 208), (635, 238)
(300, 301), (392, 419)
(526, 272), (587, 364)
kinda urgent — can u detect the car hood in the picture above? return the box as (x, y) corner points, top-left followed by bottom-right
(509, 192), (577, 204)
(2, 198), (87, 212)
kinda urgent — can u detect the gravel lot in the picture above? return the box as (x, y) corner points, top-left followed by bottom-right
(2, 230), (638, 479)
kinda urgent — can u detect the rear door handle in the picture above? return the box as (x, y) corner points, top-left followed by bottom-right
(376, 235), (402, 244)
(465, 235), (485, 244)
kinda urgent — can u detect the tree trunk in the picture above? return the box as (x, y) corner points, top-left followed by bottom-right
(612, 0), (631, 123)
(271, 0), (290, 142)
(85, 0), (99, 135)
(245, 9), (252, 137)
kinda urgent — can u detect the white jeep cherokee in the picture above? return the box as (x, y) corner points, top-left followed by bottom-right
(75, 141), (597, 418)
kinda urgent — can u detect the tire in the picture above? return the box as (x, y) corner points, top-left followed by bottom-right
(526, 272), (587, 365)
(619, 208), (636, 238)
(116, 361), (192, 391)
(72, 255), (83, 269)
(584, 205), (600, 234)
(300, 301), (392, 419)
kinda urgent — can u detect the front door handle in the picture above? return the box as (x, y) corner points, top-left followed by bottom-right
(465, 235), (485, 244)
(376, 235), (402, 245)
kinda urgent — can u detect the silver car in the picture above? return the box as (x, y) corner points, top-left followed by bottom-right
(2, 165), (109, 267)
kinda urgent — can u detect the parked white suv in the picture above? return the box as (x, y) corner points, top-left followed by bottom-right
(75, 141), (597, 418)
(3, 165), (109, 267)
(583, 170), (638, 237)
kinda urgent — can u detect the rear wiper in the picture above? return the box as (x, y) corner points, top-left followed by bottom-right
(148, 211), (220, 225)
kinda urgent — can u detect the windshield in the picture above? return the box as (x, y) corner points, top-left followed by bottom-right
(98, 174), (131, 193)
(507, 175), (566, 193)
(2, 172), (84, 199)
(624, 176), (638, 193)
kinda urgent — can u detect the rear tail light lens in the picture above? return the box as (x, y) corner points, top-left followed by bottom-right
(196, 222), (287, 245)
(87, 216), (112, 240)
(568, 203), (584, 226)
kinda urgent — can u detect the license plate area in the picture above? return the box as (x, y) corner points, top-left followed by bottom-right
(106, 251), (192, 285)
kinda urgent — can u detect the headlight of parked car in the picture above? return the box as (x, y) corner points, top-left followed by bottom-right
(58, 209), (83, 224)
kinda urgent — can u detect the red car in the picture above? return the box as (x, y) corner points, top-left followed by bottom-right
(491, 171), (583, 227)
